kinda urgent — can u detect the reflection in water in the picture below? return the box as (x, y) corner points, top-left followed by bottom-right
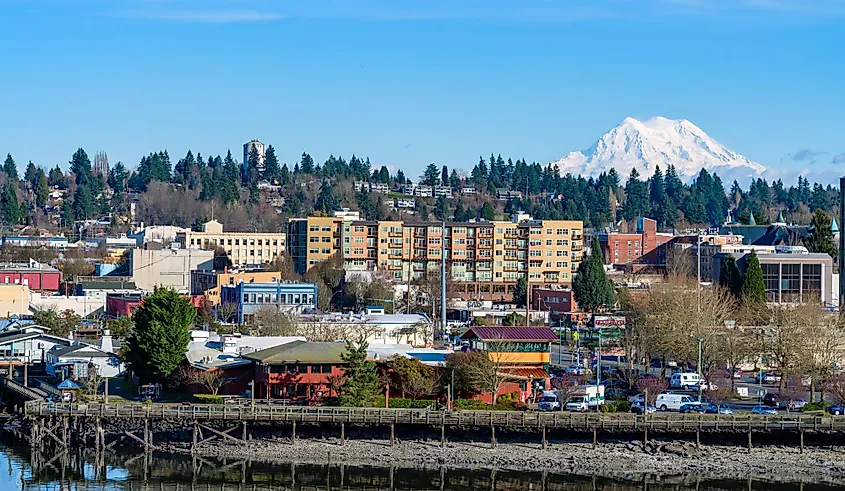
(0, 438), (833, 491)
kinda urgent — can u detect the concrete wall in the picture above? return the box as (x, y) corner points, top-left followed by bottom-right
(130, 248), (214, 292)
(0, 285), (30, 318)
(30, 294), (105, 318)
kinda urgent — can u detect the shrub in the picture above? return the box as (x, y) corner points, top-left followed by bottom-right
(615, 400), (631, 412)
(194, 394), (224, 404)
(599, 403), (617, 413)
(375, 397), (437, 409)
(455, 399), (484, 409)
(801, 401), (829, 412)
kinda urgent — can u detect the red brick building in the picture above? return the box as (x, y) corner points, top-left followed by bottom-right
(598, 217), (675, 270)
(531, 288), (577, 313)
(106, 294), (143, 318)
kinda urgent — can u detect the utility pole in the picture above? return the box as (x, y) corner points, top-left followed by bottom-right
(697, 337), (703, 403)
(839, 177), (844, 310)
(440, 221), (447, 340)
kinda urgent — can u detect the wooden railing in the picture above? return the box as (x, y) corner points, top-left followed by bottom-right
(22, 401), (845, 433)
(0, 376), (45, 401)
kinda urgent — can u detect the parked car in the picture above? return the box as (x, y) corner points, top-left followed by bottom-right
(755, 372), (782, 384)
(780, 399), (807, 411)
(680, 403), (706, 414)
(751, 405), (778, 415)
(566, 364), (587, 376)
(826, 405), (845, 416)
(705, 403), (733, 415)
(630, 401), (657, 415)
(727, 369), (743, 379)
(763, 393), (781, 408)
(628, 393), (645, 404)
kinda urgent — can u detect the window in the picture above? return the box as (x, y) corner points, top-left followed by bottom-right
(802, 263), (822, 302)
(761, 263), (779, 302)
(781, 263), (800, 302)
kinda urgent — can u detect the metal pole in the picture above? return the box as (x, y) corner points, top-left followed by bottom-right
(840, 177), (845, 309)
(450, 367), (455, 410)
(697, 337), (703, 403)
(440, 221), (447, 340)
(596, 330), (601, 412)
(697, 232), (701, 313)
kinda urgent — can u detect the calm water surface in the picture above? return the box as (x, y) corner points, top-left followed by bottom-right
(0, 441), (834, 491)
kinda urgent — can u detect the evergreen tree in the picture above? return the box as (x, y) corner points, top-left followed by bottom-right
(2, 154), (18, 182)
(35, 169), (49, 209)
(449, 169), (461, 190)
(441, 165), (449, 187)
(479, 202), (495, 221)
(395, 169), (407, 184)
(718, 256), (742, 297)
(422, 163), (440, 186)
(72, 183), (95, 221)
(299, 152), (315, 174)
(513, 276), (528, 308)
(573, 237), (616, 312)
(0, 181), (21, 225)
(434, 194), (449, 220)
(453, 201), (469, 221)
(24, 161), (37, 188)
(48, 165), (66, 188)
(740, 250), (767, 305)
(107, 162), (128, 194)
(804, 209), (838, 259)
(125, 287), (194, 383)
(263, 145), (281, 183)
(339, 340), (380, 407)
(60, 199), (73, 228)
(279, 163), (292, 186)
(623, 169), (649, 221)
(69, 148), (92, 185)
(315, 179), (338, 213)
(245, 145), (261, 184)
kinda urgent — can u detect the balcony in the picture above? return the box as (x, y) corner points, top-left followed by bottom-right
(571, 244), (583, 252)
(572, 233), (583, 240)
(388, 231), (403, 238)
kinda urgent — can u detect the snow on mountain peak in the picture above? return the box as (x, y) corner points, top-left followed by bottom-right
(551, 117), (766, 184)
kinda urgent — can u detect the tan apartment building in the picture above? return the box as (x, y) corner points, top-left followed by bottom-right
(295, 212), (583, 302)
(176, 220), (287, 268)
(190, 270), (284, 305)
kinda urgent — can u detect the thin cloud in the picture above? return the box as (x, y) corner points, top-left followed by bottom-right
(833, 153), (845, 164)
(792, 148), (827, 161)
(117, 9), (283, 23)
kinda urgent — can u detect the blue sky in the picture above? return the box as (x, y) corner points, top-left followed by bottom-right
(0, 0), (843, 182)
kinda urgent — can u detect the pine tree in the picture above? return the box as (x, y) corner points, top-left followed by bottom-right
(70, 148), (92, 185)
(279, 163), (291, 186)
(805, 209), (837, 259)
(3, 154), (18, 182)
(718, 256), (742, 297)
(0, 181), (21, 225)
(441, 165), (449, 187)
(513, 276), (528, 308)
(623, 169), (649, 221)
(339, 340), (380, 407)
(573, 237), (616, 312)
(48, 165), (66, 188)
(422, 163), (440, 186)
(24, 161), (37, 189)
(263, 145), (281, 183)
(300, 152), (315, 174)
(35, 169), (49, 209)
(125, 287), (194, 383)
(108, 162), (128, 194)
(740, 250), (767, 305)
(434, 195), (449, 220)
(479, 202), (495, 221)
(245, 145), (261, 184)
(72, 183), (94, 221)
(449, 169), (461, 190)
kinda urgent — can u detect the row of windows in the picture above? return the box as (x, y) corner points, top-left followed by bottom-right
(242, 293), (314, 305)
(190, 238), (283, 247)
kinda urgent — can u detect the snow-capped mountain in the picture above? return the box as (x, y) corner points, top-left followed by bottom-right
(551, 117), (767, 185)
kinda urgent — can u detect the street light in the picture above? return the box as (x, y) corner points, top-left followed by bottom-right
(697, 337), (703, 403)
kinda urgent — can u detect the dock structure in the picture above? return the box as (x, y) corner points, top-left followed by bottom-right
(17, 400), (845, 456)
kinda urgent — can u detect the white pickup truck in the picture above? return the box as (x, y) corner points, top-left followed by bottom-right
(564, 385), (605, 412)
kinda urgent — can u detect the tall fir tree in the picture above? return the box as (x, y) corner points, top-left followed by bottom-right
(718, 256), (742, 297)
(339, 340), (380, 407)
(2, 154), (18, 183)
(299, 152), (315, 174)
(804, 209), (837, 259)
(573, 237), (616, 312)
(24, 161), (37, 189)
(0, 181), (21, 225)
(623, 169), (649, 221)
(263, 145), (281, 183)
(35, 169), (49, 209)
(740, 250), (767, 305)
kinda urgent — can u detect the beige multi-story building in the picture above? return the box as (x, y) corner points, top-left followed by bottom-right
(176, 220), (287, 268)
(190, 270), (285, 305)
(292, 213), (583, 302)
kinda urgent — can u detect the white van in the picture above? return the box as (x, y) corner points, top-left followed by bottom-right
(669, 372), (701, 389)
(655, 393), (699, 412)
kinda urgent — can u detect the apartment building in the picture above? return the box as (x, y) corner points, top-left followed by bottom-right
(332, 213), (583, 302)
(288, 216), (344, 275)
(176, 220), (286, 268)
(191, 270), (284, 305)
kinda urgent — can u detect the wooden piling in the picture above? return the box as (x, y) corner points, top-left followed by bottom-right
(696, 429), (700, 450)
(800, 430), (804, 454)
(390, 423), (395, 446)
(242, 421), (248, 442)
(542, 425), (547, 449)
(441, 424), (446, 449)
(490, 425), (496, 449)
(340, 422), (345, 445)
(291, 420), (296, 444)
(592, 427), (597, 449)
(747, 430), (752, 453)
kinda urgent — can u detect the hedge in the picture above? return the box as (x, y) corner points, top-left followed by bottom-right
(194, 394), (224, 404)
(374, 397), (437, 409)
(801, 401), (830, 412)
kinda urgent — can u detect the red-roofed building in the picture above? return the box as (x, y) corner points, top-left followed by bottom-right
(459, 327), (557, 404)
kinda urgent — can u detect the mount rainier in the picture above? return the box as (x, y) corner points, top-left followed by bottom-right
(551, 117), (767, 185)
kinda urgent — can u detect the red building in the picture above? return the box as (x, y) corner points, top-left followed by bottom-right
(244, 341), (348, 404)
(532, 288), (577, 313)
(598, 217), (675, 270)
(0, 264), (62, 292)
(106, 294), (143, 318)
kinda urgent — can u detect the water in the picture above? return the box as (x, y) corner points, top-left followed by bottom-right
(0, 441), (835, 491)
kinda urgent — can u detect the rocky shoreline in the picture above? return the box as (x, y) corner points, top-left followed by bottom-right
(158, 437), (845, 486)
